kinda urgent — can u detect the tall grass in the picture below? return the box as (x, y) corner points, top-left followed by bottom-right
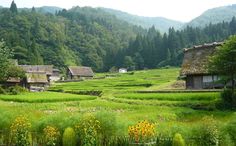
(115, 92), (220, 101)
(0, 92), (96, 103)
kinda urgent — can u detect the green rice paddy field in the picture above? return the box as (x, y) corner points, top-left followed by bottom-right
(0, 68), (235, 144)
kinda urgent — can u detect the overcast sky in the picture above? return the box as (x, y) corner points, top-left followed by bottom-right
(1, 0), (236, 22)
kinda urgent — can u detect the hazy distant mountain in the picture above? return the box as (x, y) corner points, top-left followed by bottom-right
(100, 8), (184, 33)
(186, 4), (236, 27)
(0, 5), (62, 14)
(35, 6), (63, 14)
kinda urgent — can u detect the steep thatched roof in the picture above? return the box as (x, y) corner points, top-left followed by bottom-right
(180, 42), (223, 76)
(19, 65), (53, 75)
(26, 72), (48, 83)
(68, 66), (94, 77)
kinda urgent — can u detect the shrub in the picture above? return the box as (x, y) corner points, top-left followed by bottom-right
(156, 136), (172, 146)
(128, 120), (156, 144)
(95, 111), (117, 145)
(219, 133), (234, 146)
(43, 126), (60, 146)
(75, 114), (101, 146)
(219, 89), (236, 109)
(0, 86), (6, 94)
(7, 85), (27, 95)
(226, 118), (236, 145)
(109, 136), (129, 146)
(10, 116), (31, 146)
(172, 133), (185, 146)
(196, 115), (219, 146)
(62, 127), (76, 146)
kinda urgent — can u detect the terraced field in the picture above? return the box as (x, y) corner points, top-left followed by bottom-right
(0, 68), (235, 145)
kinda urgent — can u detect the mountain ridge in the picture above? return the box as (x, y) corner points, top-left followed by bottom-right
(1, 4), (236, 32)
(100, 8), (184, 33)
(186, 4), (236, 27)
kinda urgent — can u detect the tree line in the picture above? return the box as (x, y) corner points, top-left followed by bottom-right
(120, 18), (236, 70)
(0, 1), (236, 72)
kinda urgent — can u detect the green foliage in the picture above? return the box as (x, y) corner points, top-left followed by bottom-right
(95, 111), (117, 145)
(75, 114), (101, 146)
(10, 1), (18, 14)
(10, 116), (31, 146)
(0, 86), (6, 94)
(219, 89), (236, 109)
(108, 136), (130, 146)
(123, 56), (135, 71)
(219, 133), (234, 146)
(0, 41), (13, 82)
(209, 35), (236, 91)
(7, 65), (26, 79)
(209, 35), (236, 108)
(0, 4), (139, 71)
(43, 126), (60, 146)
(7, 85), (28, 95)
(226, 118), (236, 144)
(62, 127), (76, 146)
(196, 116), (219, 146)
(109, 66), (118, 73)
(172, 133), (185, 146)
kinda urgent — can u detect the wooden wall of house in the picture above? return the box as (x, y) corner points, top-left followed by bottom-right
(67, 69), (73, 80)
(186, 75), (225, 89)
(186, 75), (203, 89)
(186, 76), (194, 89)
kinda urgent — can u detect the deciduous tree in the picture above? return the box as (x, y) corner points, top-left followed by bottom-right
(0, 41), (13, 82)
(209, 35), (236, 91)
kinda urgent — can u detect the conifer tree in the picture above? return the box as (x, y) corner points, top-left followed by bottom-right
(10, 1), (17, 14)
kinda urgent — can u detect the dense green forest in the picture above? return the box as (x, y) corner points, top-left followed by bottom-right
(123, 18), (236, 69)
(0, 1), (236, 72)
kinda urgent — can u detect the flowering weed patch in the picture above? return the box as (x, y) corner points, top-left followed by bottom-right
(128, 120), (156, 144)
(10, 116), (31, 146)
(43, 126), (60, 146)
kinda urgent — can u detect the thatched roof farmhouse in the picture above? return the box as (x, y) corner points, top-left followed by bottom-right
(25, 72), (49, 91)
(18, 65), (53, 91)
(67, 66), (94, 80)
(19, 65), (53, 76)
(5, 65), (53, 91)
(180, 42), (223, 89)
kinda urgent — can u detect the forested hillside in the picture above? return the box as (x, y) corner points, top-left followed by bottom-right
(0, 3), (145, 72)
(187, 4), (236, 27)
(0, 2), (236, 72)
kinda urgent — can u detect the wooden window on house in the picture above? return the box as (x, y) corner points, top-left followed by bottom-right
(213, 75), (219, 81)
(203, 76), (213, 83)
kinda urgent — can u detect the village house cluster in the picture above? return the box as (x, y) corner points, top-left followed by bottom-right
(5, 41), (233, 91)
(6, 63), (94, 91)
